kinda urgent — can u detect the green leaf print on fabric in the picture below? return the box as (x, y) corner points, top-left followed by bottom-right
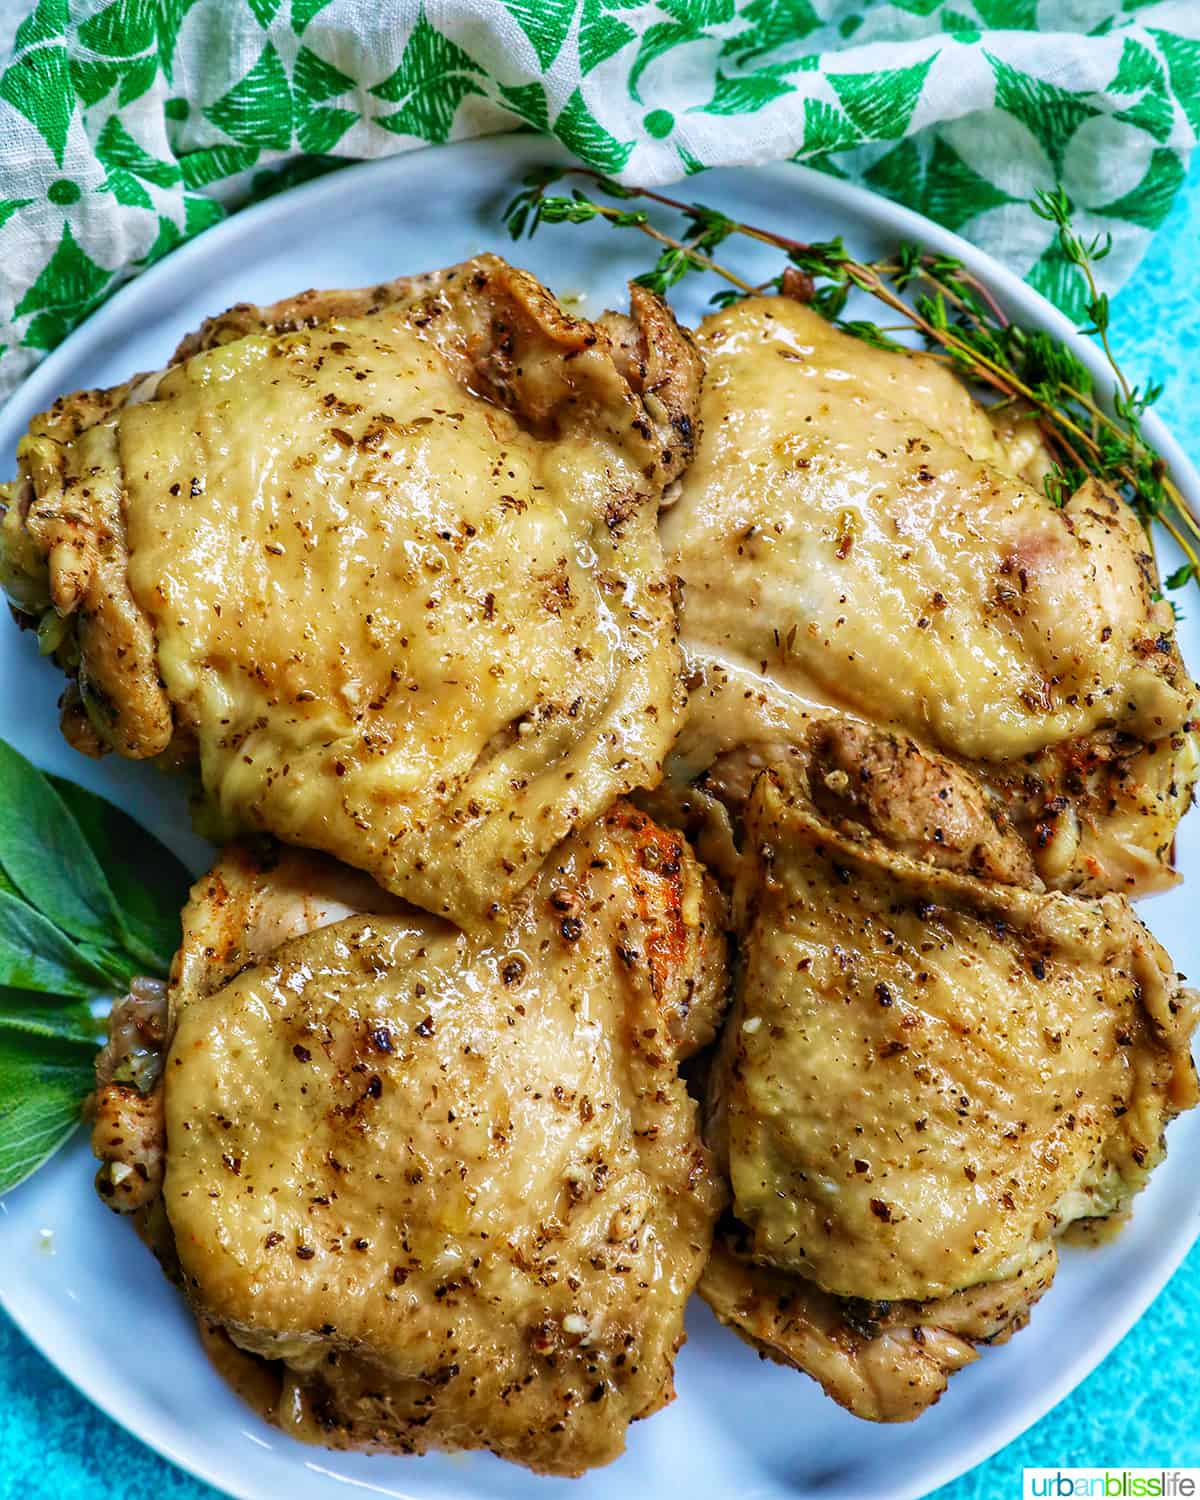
(890, 0), (945, 16)
(987, 53), (1101, 175)
(96, 115), (181, 186)
(293, 45), (354, 103)
(183, 192), (224, 235)
(138, 212), (182, 263)
(154, 0), (201, 78)
(1150, 30), (1200, 136)
(371, 14), (485, 144)
(939, 10), (979, 37)
(0, 0), (1192, 402)
(178, 143), (260, 189)
(1115, 92), (1175, 144)
(1092, 146), (1184, 230)
(298, 104), (356, 152)
(661, 0), (732, 22)
(630, 20), (705, 105)
(1, 43), (73, 165)
(77, 0), (156, 55)
(99, 165), (152, 207)
(70, 52), (155, 110)
(247, 0), (284, 27)
(797, 96), (861, 154)
(865, 134), (1016, 231)
(205, 42), (292, 149)
(499, 0), (576, 71)
(973, 0), (1037, 27)
(579, 0), (639, 77)
(921, 134), (1016, 228)
(698, 68), (796, 116)
(117, 53), (157, 104)
(863, 135), (922, 202)
(1110, 36), (1163, 94)
(203, 42), (357, 158)
(498, 79), (549, 132)
(12, 0), (66, 52)
(291, 0), (334, 35)
(69, 57), (121, 107)
(1025, 237), (1089, 324)
(14, 224), (112, 349)
(294, 44), (356, 151)
(158, 199), (226, 260)
(830, 52), (936, 140)
(555, 87), (634, 173)
(721, 0), (820, 66)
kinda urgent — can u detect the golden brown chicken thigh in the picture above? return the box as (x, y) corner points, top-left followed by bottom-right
(1, 257), (701, 927)
(698, 726), (1197, 1418)
(94, 807), (727, 1476)
(659, 295), (1197, 896)
(701, 1227), (1057, 1423)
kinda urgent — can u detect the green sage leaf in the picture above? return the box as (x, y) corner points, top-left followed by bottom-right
(0, 1030), (96, 1195)
(0, 740), (122, 952)
(51, 775), (191, 975)
(0, 986), (99, 1046)
(0, 889), (112, 997)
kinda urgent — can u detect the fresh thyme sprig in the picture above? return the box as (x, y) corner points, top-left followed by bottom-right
(504, 166), (1200, 597)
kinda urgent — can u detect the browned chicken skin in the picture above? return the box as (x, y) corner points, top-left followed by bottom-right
(690, 720), (1040, 889)
(94, 808), (728, 1476)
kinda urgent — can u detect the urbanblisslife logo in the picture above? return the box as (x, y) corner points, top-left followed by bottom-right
(1024, 1473), (1200, 1498)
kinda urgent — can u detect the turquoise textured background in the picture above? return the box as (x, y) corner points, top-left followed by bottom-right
(0, 163), (1198, 1500)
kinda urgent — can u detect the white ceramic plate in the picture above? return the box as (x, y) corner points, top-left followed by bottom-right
(1, 135), (1198, 1500)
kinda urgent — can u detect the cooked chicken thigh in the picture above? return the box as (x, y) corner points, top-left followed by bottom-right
(660, 295), (1197, 894)
(1, 257), (701, 927)
(714, 746), (1196, 1297)
(94, 807), (727, 1476)
(699, 725), (1197, 1415)
(701, 1226), (1056, 1423)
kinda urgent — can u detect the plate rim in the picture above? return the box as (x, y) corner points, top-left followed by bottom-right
(1, 130), (1197, 1500)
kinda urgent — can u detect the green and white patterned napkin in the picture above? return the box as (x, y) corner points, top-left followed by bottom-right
(0, 0), (1196, 400)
